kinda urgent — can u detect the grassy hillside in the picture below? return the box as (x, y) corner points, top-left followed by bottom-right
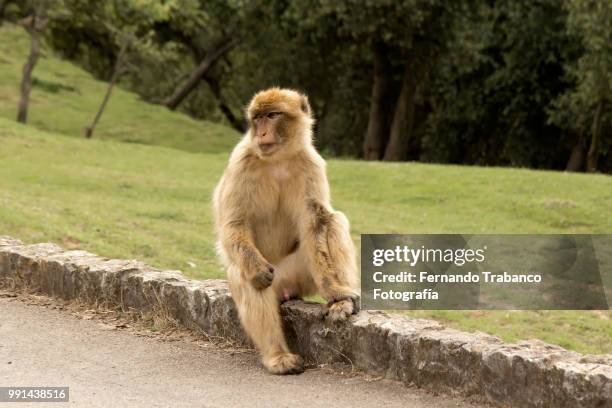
(0, 24), (610, 355)
(0, 24), (239, 153)
(3, 117), (612, 275)
(1, 119), (611, 354)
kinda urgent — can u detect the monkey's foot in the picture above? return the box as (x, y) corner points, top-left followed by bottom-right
(264, 353), (305, 375)
(325, 296), (360, 322)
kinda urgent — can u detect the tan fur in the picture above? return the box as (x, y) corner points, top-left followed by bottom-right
(213, 88), (358, 375)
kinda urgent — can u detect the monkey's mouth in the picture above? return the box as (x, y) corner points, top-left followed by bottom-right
(258, 143), (279, 155)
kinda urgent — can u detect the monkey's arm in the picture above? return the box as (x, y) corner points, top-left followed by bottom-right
(220, 218), (275, 290)
(215, 171), (275, 290)
(299, 166), (359, 307)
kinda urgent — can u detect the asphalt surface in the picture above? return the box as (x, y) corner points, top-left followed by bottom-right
(0, 296), (487, 408)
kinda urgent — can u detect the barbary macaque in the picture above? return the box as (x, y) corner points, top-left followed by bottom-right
(213, 88), (359, 374)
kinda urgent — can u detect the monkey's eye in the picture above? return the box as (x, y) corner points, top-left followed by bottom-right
(266, 112), (281, 119)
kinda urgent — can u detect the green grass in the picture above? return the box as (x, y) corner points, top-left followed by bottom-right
(0, 118), (229, 277)
(0, 24), (240, 153)
(1, 119), (610, 354)
(0, 24), (610, 355)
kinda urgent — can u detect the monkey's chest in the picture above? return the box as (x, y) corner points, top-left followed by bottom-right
(270, 165), (291, 182)
(252, 203), (298, 262)
(249, 175), (302, 262)
(251, 183), (299, 228)
(250, 166), (302, 217)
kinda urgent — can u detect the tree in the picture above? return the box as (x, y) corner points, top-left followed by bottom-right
(43, 0), (261, 132)
(362, 43), (394, 160)
(163, 36), (236, 110)
(425, 0), (580, 169)
(46, 0), (171, 136)
(0, 0), (11, 24)
(383, 43), (436, 161)
(85, 33), (132, 138)
(550, 0), (611, 173)
(17, 1), (49, 123)
(284, 0), (462, 161)
(204, 74), (245, 132)
(154, 0), (262, 111)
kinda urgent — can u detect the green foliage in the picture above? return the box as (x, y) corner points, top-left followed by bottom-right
(96, 0), (268, 125)
(283, 0), (459, 49)
(4, 1), (611, 170)
(45, 0), (172, 79)
(425, 0), (580, 169)
(280, 0), (466, 157)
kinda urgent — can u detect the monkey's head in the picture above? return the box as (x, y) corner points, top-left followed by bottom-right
(246, 88), (314, 160)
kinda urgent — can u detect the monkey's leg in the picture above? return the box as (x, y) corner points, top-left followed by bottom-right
(303, 203), (360, 321)
(227, 264), (304, 375)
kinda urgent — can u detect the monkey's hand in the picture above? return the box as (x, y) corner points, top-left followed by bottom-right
(250, 261), (275, 290)
(325, 294), (360, 322)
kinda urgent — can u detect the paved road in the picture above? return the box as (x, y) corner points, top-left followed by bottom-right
(0, 297), (486, 408)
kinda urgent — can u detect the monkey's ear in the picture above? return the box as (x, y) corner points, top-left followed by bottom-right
(300, 94), (311, 117)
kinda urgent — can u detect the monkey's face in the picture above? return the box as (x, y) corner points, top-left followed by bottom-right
(250, 111), (286, 157)
(246, 88), (314, 160)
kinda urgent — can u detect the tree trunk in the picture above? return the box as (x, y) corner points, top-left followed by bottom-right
(363, 43), (394, 160)
(383, 55), (426, 161)
(85, 35), (131, 138)
(204, 76), (244, 132)
(17, 13), (48, 124)
(586, 99), (604, 173)
(0, 0), (9, 25)
(164, 37), (236, 110)
(565, 131), (585, 172)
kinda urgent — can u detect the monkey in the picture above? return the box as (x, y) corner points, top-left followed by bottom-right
(212, 88), (359, 375)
